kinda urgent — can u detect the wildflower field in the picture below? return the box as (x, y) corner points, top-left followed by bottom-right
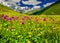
(0, 2), (60, 43)
(0, 14), (60, 43)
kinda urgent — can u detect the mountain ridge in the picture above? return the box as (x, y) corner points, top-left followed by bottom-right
(0, 4), (22, 16)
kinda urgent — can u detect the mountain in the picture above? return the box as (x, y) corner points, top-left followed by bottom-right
(0, 0), (58, 13)
(27, 1), (60, 15)
(0, 4), (22, 16)
(42, 2), (60, 15)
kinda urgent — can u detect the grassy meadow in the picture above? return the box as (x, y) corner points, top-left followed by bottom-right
(0, 3), (60, 43)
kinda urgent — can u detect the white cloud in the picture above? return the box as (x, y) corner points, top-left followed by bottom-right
(11, 0), (20, 3)
(0, 0), (2, 3)
(0, 0), (20, 3)
(43, 2), (55, 7)
(33, 6), (41, 9)
(22, 0), (42, 5)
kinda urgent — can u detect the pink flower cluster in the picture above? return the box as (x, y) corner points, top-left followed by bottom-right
(21, 16), (31, 20)
(1, 14), (19, 21)
(1, 14), (55, 25)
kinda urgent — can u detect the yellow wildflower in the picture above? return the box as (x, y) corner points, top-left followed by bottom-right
(37, 33), (41, 36)
(32, 22), (33, 23)
(17, 35), (20, 38)
(7, 29), (9, 31)
(0, 24), (2, 27)
(28, 23), (31, 25)
(53, 27), (58, 31)
(28, 32), (32, 35)
(39, 28), (43, 31)
(29, 35), (32, 37)
(16, 33), (18, 35)
(35, 28), (36, 30)
(44, 23), (46, 26)
(47, 30), (51, 33)
(27, 41), (31, 43)
(40, 31), (44, 35)
(37, 28), (40, 30)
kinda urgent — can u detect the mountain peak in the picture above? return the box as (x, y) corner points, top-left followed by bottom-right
(0, 0), (58, 13)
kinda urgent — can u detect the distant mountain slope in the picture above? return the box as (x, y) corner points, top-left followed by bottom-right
(42, 2), (60, 15)
(0, 4), (23, 16)
(27, 2), (60, 15)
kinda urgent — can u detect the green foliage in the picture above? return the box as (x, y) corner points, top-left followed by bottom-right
(0, 4), (25, 16)
(0, 15), (60, 43)
(26, 2), (60, 15)
(42, 2), (60, 15)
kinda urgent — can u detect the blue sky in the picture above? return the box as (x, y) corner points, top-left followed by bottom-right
(16, 0), (58, 8)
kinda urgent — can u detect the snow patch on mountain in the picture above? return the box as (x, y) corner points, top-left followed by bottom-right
(0, 0), (58, 13)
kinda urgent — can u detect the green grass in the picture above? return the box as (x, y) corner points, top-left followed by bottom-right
(25, 8), (42, 15)
(0, 4), (26, 16)
(0, 15), (60, 43)
(42, 2), (60, 15)
(26, 2), (60, 15)
(0, 3), (60, 43)
(0, 2), (60, 15)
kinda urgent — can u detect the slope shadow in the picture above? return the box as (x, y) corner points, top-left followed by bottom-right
(30, 1), (60, 15)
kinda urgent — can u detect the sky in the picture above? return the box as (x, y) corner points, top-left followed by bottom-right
(0, 0), (58, 10)
(16, 0), (58, 8)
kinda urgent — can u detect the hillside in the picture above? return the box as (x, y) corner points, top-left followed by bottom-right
(0, 2), (60, 16)
(27, 2), (60, 15)
(42, 2), (60, 15)
(0, 4), (24, 16)
(0, 2), (60, 43)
